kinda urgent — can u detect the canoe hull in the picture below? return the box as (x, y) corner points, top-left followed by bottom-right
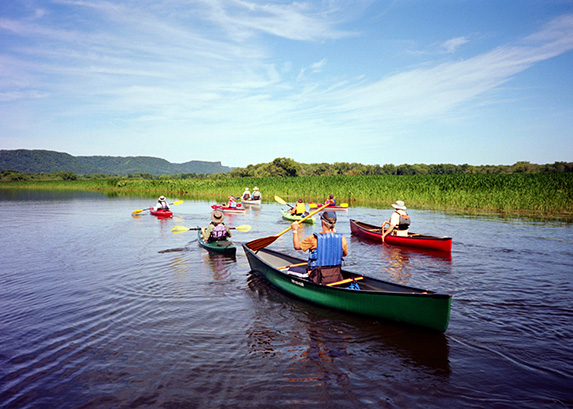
(211, 204), (246, 214)
(150, 208), (173, 218)
(241, 199), (262, 206)
(198, 230), (237, 255)
(280, 209), (315, 224)
(243, 244), (451, 332)
(350, 219), (452, 252)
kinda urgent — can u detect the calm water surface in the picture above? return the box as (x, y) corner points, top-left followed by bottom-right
(0, 190), (571, 408)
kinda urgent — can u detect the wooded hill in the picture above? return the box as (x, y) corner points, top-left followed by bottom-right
(0, 150), (232, 176)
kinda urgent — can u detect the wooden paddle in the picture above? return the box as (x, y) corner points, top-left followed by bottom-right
(171, 224), (251, 234)
(132, 200), (183, 214)
(246, 202), (330, 251)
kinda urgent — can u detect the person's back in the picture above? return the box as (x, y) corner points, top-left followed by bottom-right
(202, 209), (231, 242)
(290, 210), (348, 285)
(242, 188), (251, 200)
(294, 200), (306, 215)
(208, 222), (229, 242)
(307, 232), (344, 284)
(252, 187), (261, 200)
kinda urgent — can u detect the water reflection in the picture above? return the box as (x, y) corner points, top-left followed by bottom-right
(202, 251), (236, 281)
(245, 273), (451, 378)
(380, 245), (412, 285)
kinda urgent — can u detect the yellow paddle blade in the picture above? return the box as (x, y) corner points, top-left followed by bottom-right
(340, 203), (349, 207)
(234, 224), (251, 232)
(274, 195), (287, 205)
(132, 209), (144, 214)
(309, 203), (317, 208)
(172, 200), (183, 205)
(171, 225), (192, 234)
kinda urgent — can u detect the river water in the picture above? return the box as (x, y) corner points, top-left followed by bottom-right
(0, 189), (571, 408)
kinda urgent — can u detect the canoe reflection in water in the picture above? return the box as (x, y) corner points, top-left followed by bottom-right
(246, 272), (451, 382)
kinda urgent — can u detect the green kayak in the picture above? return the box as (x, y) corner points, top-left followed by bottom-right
(280, 209), (315, 224)
(197, 229), (237, 255)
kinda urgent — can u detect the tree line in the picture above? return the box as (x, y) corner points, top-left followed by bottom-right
(228, 158), (573, 178)
(1, 159), (571, 182)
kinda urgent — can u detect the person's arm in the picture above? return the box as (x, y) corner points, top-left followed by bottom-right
(291, 222), (302, 250)
(342, 236), (349, 257)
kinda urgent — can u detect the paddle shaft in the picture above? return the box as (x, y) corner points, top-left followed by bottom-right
(276, 202), (329, 236)
(246, 202), (330, 251)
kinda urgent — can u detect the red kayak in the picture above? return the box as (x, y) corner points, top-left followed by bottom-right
(211, 204), (246, 214)
(150, 208), (173, 218)
(350, 219), (452, 252)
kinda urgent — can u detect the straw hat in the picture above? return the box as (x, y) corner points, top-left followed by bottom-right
(211, 209), (224, 224)
(391, 200), (407, 210)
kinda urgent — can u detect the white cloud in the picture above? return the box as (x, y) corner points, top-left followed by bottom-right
(441, 36), (468, 53)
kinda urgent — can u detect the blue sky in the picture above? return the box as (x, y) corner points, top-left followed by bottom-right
(1, 1), (572, 168)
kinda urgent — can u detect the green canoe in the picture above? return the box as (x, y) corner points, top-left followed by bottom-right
(280, 209), (315, 224)
(197, 229), (237, 255)
(243, 244), (451, 332)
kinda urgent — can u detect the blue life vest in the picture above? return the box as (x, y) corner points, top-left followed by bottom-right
(308, 233), (344, 268)
(209, 223), (228, 241)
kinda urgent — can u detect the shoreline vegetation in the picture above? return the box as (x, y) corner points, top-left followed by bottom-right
(2, 172), (572, 221)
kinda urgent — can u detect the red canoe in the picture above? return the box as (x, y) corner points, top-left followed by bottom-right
(309, 203), (349, 211)
(350, 219), (452, 252)
(150, 208), (173, 218)
(211, 204), (247, 214)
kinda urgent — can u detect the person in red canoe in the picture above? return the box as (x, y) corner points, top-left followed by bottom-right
(325, 194), (336, 206)
(202, 209), (231, 242)
(153, 195), (169, 211)
(226, 195), (237, 208)
(289, 211), (348, 285)
(382, 200), (411, 240)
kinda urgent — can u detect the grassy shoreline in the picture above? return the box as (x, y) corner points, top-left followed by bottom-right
(2, 173), (572, 221)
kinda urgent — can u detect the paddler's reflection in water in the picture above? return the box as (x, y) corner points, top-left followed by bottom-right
(380, 245), (412, 285)
(203, 251), (235, 281)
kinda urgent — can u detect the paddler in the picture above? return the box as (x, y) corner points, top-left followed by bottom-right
(382, 200), (410, 239)
(290, 198), (307, 216)
(289, 211), (348, 285)
(153, 195), (169, 211)
(202, 209), (232, 242)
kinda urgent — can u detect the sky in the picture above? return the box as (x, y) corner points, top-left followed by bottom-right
(1, 0), (572, 168)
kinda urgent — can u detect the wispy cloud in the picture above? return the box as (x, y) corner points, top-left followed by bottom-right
(441, 36), (468, 53)
(0, 1), (572, 165)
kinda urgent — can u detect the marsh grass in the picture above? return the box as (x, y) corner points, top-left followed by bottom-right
(2, 173), (572, 220)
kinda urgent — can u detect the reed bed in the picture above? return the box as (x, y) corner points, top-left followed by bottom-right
(2, 173), (572, 220)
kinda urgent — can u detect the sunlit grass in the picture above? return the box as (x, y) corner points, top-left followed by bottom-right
(2, 173), (571, 220)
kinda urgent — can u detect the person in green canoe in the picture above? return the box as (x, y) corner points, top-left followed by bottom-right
(290, 198), (307, 216)
(202, 209), (232, 242)
(289, 211), (348, 285)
